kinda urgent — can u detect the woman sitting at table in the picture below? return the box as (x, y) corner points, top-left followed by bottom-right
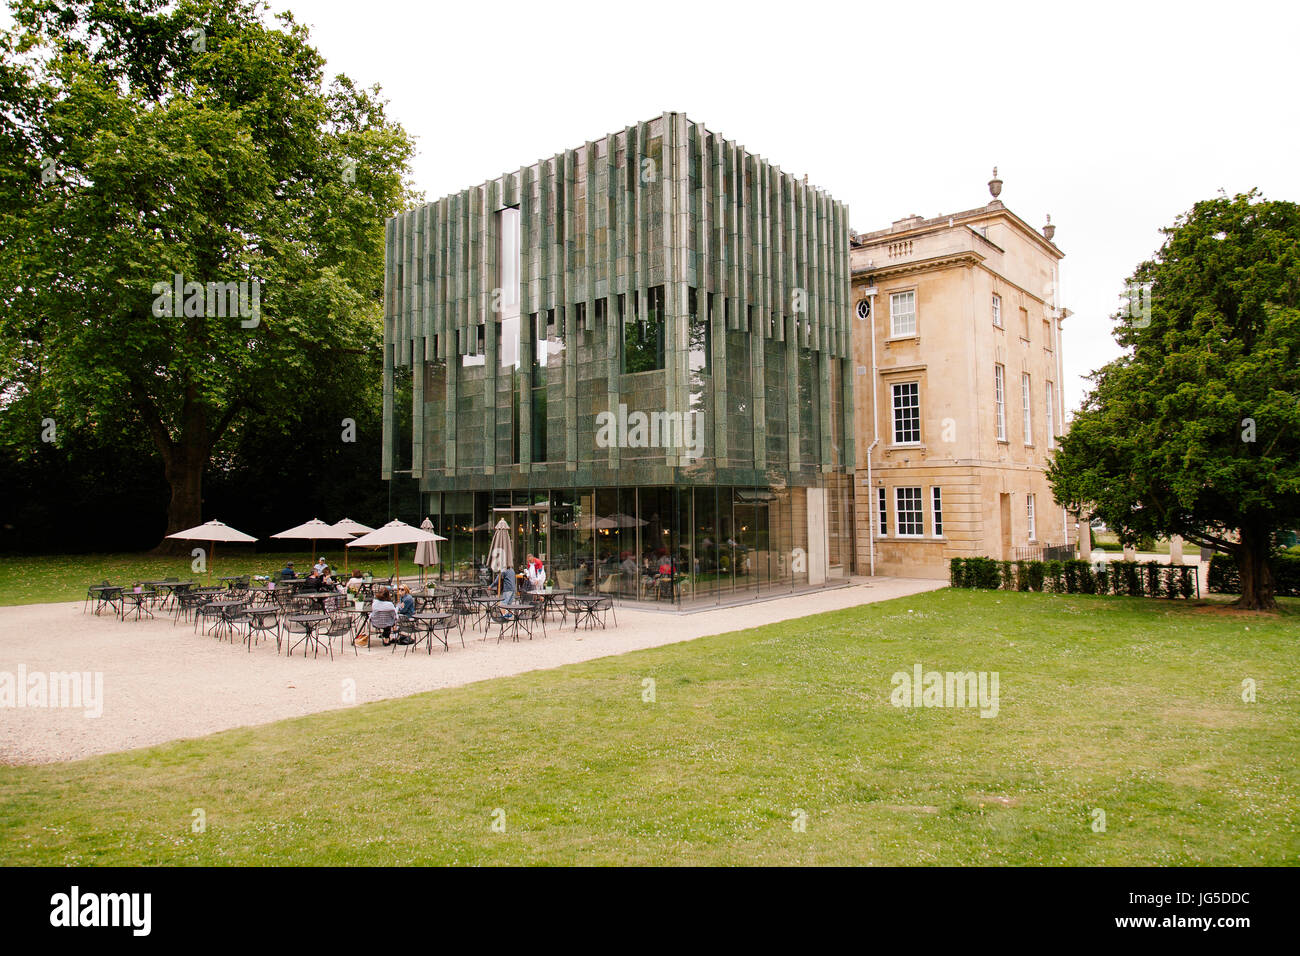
(369, 587), (398, 645)
(396, 585), (416, 619)
(344, 570), (365, 595)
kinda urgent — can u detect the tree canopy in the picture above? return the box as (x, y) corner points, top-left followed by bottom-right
(1047, 191), (1300, 609)
(0, 0), (416, 545)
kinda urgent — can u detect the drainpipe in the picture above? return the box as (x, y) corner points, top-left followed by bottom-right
(864, 286), (880, 576)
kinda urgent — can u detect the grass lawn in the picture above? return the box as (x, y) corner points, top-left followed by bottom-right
(1, 589), (1296, 865)
(0, 551), (420, 607)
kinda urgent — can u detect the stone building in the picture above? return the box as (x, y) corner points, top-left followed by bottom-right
(382, 112), (856, 605)
(848, 171), (1076, 578)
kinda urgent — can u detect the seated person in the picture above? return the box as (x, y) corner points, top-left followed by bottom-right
(397, 585), (415, 618)
(368, 588), (400, 645)
(312, 558), (328, 576)
(279, 561), (297, 580)
(345, 570), (365, 595)
(302, 569), (324, 591)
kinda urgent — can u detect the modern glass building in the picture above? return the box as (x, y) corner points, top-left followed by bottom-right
(382, 112), (855, 606)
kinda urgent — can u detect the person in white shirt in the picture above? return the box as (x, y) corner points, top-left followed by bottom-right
(524, 554), (546, 591)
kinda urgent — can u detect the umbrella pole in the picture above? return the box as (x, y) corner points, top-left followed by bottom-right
(210, 540), (216, 582)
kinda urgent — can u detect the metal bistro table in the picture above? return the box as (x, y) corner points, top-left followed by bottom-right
(469, 594), (503, 633)
(339, 602), (372, 652)
(527, 588), (570, 623)
(496, 601), (535, 642)
(285, 612), (331, 658)
(408, 611), (453, 653)
(566, 595), (608, 631)
(119, 587), (157, 621)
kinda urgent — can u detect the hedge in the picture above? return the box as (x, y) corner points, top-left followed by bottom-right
(949, 557), (1197, 599)
(1206, 553), (1300, 597)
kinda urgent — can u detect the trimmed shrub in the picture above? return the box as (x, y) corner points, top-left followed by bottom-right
(949, 557), (965, 588)
(1143, 561), (1163, 597)
(964, 557), (1001, 589)
(1027, 560), (1046, 592)
(1114, 561), (1142, 596)
(1162, 567), (1181, 600)
(1093, 563), (1109, 595)
(1207, 551), (1300, 597)
(1044, 560), (1066, 593)
(1015, 561), (1032, 592)
(1178, 565), (1195, 599)
(1207, 554), (1237, 593)
(1000, 560), (1014, 591)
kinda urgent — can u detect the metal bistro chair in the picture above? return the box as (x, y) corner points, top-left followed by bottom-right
(323, 609), (357, 657)
(594, 596), (616, 629)
(392, 616), (421, 654)
(223, 601), (253, 645)
(83, 581), (112, 614)
(194, 598), (224, 636)
(245, 606), (281, 653)
(172, 590), (205, 625)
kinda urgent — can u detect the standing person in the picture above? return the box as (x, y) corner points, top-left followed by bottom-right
(524, 554), (546, 591)
(369, 587), (398, 646)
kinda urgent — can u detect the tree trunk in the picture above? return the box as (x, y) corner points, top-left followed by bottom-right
(1234, 526), (1276, 611)
(152, 440), (206, 555)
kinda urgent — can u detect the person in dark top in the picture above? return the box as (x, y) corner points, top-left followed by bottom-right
(280, 561), (297, 579)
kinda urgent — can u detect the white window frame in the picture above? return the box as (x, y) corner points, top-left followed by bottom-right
(891, 381), (921, 445)
(1027, 493), (1037, 542)
(889, 290), (917, 338)
(1022, 372), (1033, 446)
(1046, 381), (1055, 449)
(878, 487), (888, 537)
(895, 486), (924, 538)
(931, 486), (943, 537)
(994, 363), (1007, 442)
(992, 293), (1002, 328)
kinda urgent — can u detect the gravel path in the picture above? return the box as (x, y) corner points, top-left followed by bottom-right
(0, 578), (944, 764)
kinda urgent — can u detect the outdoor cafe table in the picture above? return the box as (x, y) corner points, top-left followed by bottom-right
(339, 603), (372, 647)
(496, 602), (535, 642)
(527, 588), (570, 622)
(285, 613), (330, 658)
(119, 587), (157, 621)
(566, 595), (608, 631)
(146, 580), (193, 609)
(409, 611), (452, 653)
(469, 594), (502, 631)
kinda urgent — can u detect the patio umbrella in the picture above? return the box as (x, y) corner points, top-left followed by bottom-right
(347, 519), (446, 585)
(488, 518), (513, 595)
(606, 512), (648, 528)
(271, 517), (354, 569)
(414, 517), (441, 583)
(165, 519), (257, 580)
(329, 518), (376, 572)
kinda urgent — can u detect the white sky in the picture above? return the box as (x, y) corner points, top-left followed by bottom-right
(10, 0), (1299, 414)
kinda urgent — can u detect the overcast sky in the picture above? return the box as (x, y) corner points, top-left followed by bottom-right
(11, 0), (1298, 414)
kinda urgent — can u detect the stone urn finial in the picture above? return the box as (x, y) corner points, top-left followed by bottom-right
(1043, 214), (1055, 241)
(988, 166), (1002, 200)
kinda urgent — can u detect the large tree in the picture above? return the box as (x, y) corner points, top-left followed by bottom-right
(0, 0), (414, 546)
(1048, 191), (1300, 610)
